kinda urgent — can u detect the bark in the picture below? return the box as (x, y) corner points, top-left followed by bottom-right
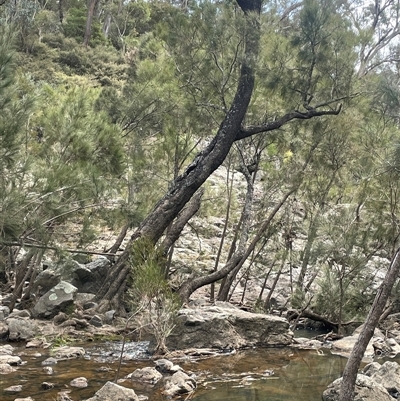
(264, 250), (287, 310)
(218, 154), (255, 301)
(94, 8), (260, 311)
(338, 248), (400, 401)
(94, 3), (342, 311)
(210, 165), (234, 302)
(287, 308), (339, 332)
(107, 222), (130, 256)
(83, 0), (100, 47)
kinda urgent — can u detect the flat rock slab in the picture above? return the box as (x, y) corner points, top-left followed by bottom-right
(85, 381), (139, 401)
(167, 302), (293, 350)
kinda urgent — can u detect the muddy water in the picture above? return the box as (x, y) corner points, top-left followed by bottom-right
(0, 342), (348, 401)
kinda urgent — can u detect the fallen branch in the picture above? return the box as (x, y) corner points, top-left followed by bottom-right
(1, 241), (119, 257)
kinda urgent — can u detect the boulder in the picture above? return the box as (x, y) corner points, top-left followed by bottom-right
(127, 367), (162, 384)
(331, 326), (386, 360)
(85, 381), (139, 401)
(166, 303), (293, 350)
(0, 363), (16, 374)
(6, 317), (38, 341)
(323, 374), (393, 401)
(363, 361), (400, 395)
(154, 359), (181, 374)
(163, 370), (197, 397)
(0, 355), (22, 365)
(33, 258), (110, 297)
(70, 377), (88, 388)
(0, 344), (14, 355)
(32, 281), (77, 318)
(80, 258), (111, 293)
(53, 346), (85, 359)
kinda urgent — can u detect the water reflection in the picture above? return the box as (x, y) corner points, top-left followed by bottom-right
(0, 343), (348, 401)
(186, 348), (347, 401)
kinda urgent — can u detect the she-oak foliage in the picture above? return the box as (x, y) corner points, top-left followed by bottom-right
(2, 1), (400, 396)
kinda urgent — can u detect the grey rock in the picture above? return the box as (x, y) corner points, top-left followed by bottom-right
(53, 346), (85, 359)
(0, 363), (16, 374)
(0, 344), (14, 355)
(41, 381), (55, 389)
(8, 309), (31, 318)
(163, 370), (197, 397)
(4, 384), (23, 392)
(89, 315), (103, 327)
(0, 355), (22, 365)
(127, 367), (162, 384)
(70, 377), (88, 388)
(83, 302), (98, 310)
(42, 357), (58, 366)
(32, 269), (61, 297)
(154, 359), (181, 374)
(104, 310), (115, 324)
(364, 361), (400, 394)
(32, 281), (77, 318)
(85, 381), (139, 401)
(167, 303), (292, 350)
(75, 293), (95, 305)
(43, 366), (54, 374)
(53, 312), (69, 325)
(6, 317), (38, 341)
(323, 374), (393, 401)
(0, 305), (10, 320)
(80, 258), (111, 294)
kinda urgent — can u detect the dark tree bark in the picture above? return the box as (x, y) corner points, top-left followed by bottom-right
(338, 248), (400, 401)
(93, 2), (342, 312)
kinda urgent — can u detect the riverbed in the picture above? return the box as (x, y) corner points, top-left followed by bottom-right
(0, 339), (350, 401)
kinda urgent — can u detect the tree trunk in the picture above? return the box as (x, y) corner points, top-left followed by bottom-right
(218, 156), (255, 301)
(94, 3), (342, 311)
(338, 248), (400, 401)
(83, 0), (100, 47)
(94, 8), (260, 311)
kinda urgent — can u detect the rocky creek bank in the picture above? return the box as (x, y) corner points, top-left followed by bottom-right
(3, 257), (400, 399)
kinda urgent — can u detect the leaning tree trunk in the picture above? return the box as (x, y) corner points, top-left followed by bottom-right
(338, 248), (400, 401)
(93, 2), (342, 312)
(93, 8), (261, 312)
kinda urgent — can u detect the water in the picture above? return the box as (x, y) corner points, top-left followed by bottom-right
(0, 341), (349, 401)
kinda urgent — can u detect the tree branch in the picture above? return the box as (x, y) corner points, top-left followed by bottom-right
(1, 241), (118, 257)
(236, 104), (342, 140)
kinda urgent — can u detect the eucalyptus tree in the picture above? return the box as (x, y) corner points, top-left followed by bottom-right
(94, 0), (356, 311)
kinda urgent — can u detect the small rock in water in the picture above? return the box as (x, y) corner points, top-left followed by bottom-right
(14, 398), (34, 401)
(0, 355), (22, 365)
(26, 338), (50, 348)
(127, 367), (162, 385)
(42, 357), (58, 366)
(0, 363), (16, 374)
(4, 384), (23, 392)
(57, 390), (73, 401)
(41, 381), (55, 390)
(155, 358), (181, 374)
(43, 366), (54, 374)
(70, 377), (88, 388)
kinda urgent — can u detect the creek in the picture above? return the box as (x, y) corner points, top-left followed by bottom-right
(0, 336), (351, 401)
